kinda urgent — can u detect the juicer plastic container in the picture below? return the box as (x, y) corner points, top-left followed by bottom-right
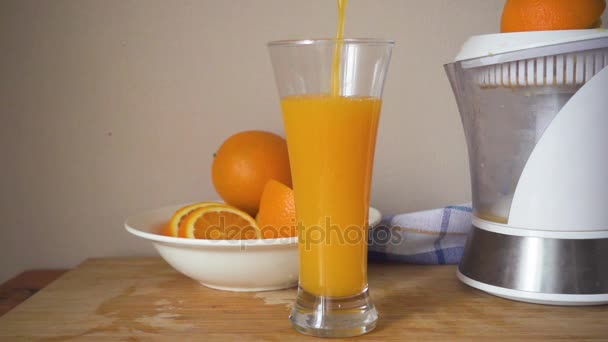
(445, 30), (608, 229)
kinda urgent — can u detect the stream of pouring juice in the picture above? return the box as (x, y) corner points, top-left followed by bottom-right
(331, 0), (347, 96)
(281, 0), (382, 298)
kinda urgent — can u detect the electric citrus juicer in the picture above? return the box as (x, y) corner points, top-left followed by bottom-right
(445, 29), (608, 305)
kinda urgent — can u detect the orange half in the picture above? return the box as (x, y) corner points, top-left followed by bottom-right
(256, 179), (297, 239)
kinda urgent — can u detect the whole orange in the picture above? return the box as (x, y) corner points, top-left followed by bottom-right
(257, 179), (297, 238)
(501, 0), (606, 33)
(212, 131), (292, 216)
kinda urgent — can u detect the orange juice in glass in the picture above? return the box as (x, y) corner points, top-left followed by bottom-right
(269, 39), (393, 337)
(282, 95), (380, 297)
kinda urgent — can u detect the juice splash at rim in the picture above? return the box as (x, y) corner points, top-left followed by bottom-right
(331, 0), (348, 96)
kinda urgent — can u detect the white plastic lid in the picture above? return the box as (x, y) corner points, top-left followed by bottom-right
(455, 29), (608, 62)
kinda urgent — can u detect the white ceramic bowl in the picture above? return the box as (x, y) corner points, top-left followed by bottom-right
(125, 204), (382, 292)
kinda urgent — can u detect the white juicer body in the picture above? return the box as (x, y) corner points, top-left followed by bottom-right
(508, 66), (608, 233)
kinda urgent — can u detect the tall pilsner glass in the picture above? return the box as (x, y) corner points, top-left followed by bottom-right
(268, 39), (393, 337)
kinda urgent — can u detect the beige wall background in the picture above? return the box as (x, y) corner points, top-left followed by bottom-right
(2, 0), (605, 282)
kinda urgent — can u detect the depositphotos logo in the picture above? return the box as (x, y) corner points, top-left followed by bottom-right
(202, 216), (402, 249)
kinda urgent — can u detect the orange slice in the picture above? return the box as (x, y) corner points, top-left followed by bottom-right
(179, 205), (261, 240)
(163, 202), (226, 237)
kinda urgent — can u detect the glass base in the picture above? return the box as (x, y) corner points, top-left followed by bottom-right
(289, 286), (378, 337)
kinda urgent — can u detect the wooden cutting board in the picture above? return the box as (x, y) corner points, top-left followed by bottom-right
(0, 257), (606, 341)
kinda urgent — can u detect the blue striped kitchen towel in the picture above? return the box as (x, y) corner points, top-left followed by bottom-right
(368, 204), (472, 264)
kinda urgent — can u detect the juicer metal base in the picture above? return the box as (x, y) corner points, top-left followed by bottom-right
(457, 270), (608, 305)
(458, 225), (608, 306)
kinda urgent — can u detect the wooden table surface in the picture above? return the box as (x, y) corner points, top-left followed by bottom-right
(0, 257), (606, 341)
(0, 270), (67, 317)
